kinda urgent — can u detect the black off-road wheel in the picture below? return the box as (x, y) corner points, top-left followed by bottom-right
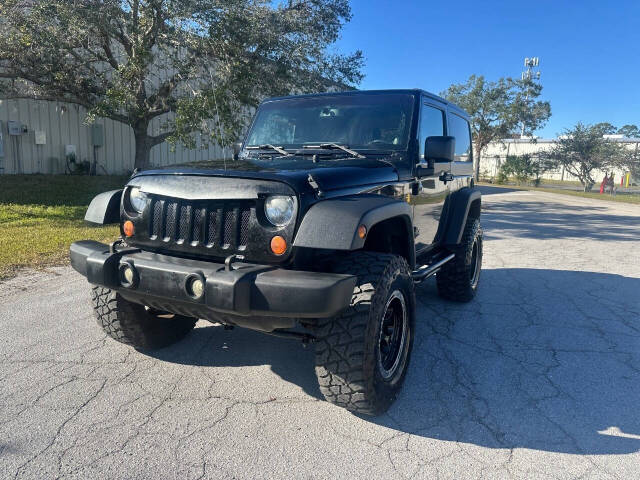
(314, 252), (416, 415)
(436, 217), (483, 302)
(91, 286), (197, 350)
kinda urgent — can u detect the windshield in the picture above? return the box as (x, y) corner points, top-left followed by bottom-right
(246, 94), (414, 151)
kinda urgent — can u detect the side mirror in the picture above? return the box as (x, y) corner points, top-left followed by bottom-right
(425, 136), (455, 164)
(416, 136), (455, 178)
(232, 141), (242, 161)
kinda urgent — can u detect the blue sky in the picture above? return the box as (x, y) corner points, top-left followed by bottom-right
(335, 0), (640, 138)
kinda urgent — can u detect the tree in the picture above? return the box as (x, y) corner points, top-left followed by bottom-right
(0, 0), (364, 169)
(441, 75), (551, 180)
(546, 123), (626, 191)
(617, 124), (640, 138)
(593, 122), (617, 135)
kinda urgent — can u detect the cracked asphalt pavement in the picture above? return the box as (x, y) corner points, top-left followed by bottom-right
(1, 187), (639, 479)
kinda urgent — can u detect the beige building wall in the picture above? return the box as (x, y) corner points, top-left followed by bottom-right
(480, 138), (638, 182)
(0, 98), (230, 175)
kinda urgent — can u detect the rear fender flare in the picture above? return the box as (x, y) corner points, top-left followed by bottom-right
(442, 188), (481, 246)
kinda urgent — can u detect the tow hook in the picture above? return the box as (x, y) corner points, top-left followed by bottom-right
(224, 254), (244, 272)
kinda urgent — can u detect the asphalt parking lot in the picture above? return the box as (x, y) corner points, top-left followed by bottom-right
(1, 187), (639, 479)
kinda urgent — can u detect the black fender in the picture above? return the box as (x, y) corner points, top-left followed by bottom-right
(293, 194), (415, 266)
(84, 190), (122, 224)
(442, 187), (481, 246)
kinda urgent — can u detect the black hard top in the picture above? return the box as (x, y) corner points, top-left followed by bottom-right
(263, 89), (470, 120)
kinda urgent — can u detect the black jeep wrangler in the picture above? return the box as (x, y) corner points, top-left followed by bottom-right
(70, 89), (482, 415)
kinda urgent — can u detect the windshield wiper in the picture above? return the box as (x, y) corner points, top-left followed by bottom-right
(303, 143), (365, 159)
(246, 144), (292, 156)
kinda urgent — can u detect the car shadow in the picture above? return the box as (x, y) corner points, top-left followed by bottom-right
(148, 322), (323, 400)
(147, 268), (640, 456)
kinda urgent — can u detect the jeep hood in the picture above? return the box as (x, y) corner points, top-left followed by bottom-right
(134, 157), (399, 194)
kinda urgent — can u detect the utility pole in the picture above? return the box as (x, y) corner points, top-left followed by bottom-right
(521, 57), (541, 138)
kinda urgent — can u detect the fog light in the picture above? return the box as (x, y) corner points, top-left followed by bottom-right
(185, 274), (205, 299)
(189, 278), (204, 299)
(123, 266), (134, 284)
(119, 262), (138, 288)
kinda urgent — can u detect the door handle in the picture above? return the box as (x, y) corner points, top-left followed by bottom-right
(439, 172), (454, 184)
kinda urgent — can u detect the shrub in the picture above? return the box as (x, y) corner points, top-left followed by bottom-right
(498, 154), (553, 185)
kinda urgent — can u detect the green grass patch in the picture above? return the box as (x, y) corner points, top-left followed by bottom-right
(0, 175), (128, 280)
(479, 182), (640, 204)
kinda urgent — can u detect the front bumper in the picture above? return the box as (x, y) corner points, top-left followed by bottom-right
(70, 241), (356, 330)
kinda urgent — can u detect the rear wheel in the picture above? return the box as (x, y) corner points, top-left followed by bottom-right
(436, 217), (483, 302)
(91, 286), (197, 350)
(314, 252), (415, 415)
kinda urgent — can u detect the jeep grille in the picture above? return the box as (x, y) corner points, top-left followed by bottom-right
(148, 197), (253, 251)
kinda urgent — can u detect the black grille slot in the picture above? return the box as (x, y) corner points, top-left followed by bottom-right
(192, 208), (204, 244)
(164, 202), (178, 240)
(151, 200), (163, 238)
(148, 196), (255, 256)
(223, 209), (236, 247)
(207, 209), (219, 246)
(178, 205), (192, 242)
(239, 207), (251, 247)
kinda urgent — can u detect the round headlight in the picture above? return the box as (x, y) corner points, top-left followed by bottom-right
(264, 195), (294, 227)
(128, 187), (148, 214)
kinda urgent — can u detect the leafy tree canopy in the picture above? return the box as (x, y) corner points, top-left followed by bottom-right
(0, 0), (364, 169)
(616, 124), (640, 138)
(592, 122), (617, 135)
(442, 75), (551, 179)
(545, 122), (628, 191)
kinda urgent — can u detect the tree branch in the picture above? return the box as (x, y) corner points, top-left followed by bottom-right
(149, 130), (174, 146)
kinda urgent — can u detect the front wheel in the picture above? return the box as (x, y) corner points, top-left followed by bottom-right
(314, 252), (416, 415)
(91, 286), (197, 350)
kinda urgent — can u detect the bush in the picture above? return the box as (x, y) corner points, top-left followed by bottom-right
(498, 154), (553, 185)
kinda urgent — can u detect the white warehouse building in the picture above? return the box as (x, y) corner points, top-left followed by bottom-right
(0, 98), (231, 175)
(480, 137), (638, 183)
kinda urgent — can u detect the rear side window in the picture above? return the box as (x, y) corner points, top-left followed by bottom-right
(449, 114), (472, 162)
(419, 104), (445, 160)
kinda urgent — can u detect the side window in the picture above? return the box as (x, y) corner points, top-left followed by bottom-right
(419, 104), (445, 161)
(449, 114), (472, 162)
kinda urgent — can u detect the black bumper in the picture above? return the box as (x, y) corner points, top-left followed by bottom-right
(70, 241), (356, 328)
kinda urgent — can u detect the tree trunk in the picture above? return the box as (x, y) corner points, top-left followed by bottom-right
(474, 143), (483, 181)
(133, 124), (152, 171)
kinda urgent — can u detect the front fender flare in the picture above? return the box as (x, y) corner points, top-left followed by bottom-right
(84, 190), (122, 225)
(293, 194), (413, 250)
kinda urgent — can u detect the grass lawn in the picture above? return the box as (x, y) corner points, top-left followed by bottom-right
(479, 182), (640, 204)
(0, 175), (128, 280)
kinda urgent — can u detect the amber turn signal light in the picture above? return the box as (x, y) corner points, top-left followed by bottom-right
(123, 220), (135, 237)
(270, 235), (287, 255)
(357, 224), (367, 239)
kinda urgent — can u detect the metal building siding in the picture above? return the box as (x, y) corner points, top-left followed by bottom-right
(0, 98), (225, 174)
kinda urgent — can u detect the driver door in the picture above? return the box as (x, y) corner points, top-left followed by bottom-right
(412, 101), (451, 256)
